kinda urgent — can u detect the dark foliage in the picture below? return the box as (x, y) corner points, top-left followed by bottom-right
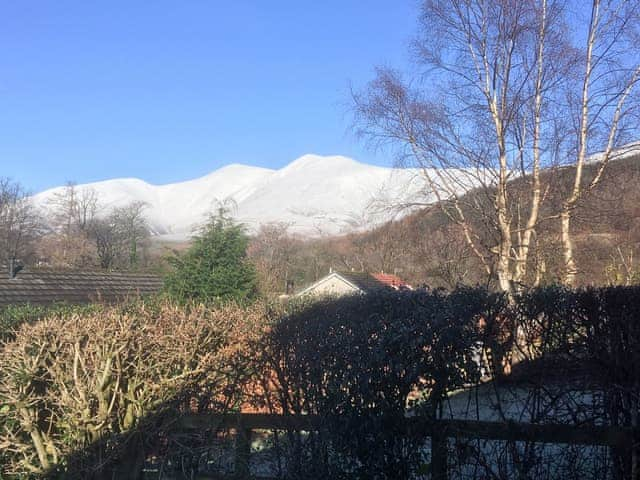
(253, 288), (487, 479)
(251, 286), (640, 479)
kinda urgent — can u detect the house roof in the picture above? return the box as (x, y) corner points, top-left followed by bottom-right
(297, 270), (411, 296)
(0, 270), (163, 307)
(371, 272), (412, 289)
(336, 271), (394, 292)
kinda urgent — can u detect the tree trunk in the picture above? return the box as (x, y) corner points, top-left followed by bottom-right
(496, 186), (513, 293)
(560, 209), (577, 286)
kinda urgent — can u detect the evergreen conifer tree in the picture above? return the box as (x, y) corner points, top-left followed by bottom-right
(164, 210), (258, 303)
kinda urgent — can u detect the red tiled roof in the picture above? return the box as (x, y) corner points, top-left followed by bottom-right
(334, 271), (388, 292)
(371, 272), (412, 290)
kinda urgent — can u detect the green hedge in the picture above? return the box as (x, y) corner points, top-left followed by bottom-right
(0, 303), (102, 343)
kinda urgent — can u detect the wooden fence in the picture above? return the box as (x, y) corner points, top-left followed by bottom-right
(178, 413), (637, 480)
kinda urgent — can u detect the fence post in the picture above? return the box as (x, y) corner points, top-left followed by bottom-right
(234, 417), (251, 479)
(632, 430), (639, 480)
(431, 430), (448, 480)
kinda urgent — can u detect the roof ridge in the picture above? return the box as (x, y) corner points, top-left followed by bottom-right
(0, 271), (163, 306)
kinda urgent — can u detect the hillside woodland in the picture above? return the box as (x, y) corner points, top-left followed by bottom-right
(247, 154), (640, 294)
(2, 154), (639, 295)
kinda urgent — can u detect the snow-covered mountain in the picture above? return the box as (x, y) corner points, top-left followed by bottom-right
(33, 154), (465, 240)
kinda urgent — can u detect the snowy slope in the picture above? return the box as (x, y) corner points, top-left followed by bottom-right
(235, 155), (432, 234)
(33, 154), (466, 239)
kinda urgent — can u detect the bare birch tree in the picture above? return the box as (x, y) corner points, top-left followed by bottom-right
(354, 0), (571, 292)
(559, 0), (640, 285)
(354, 0), (640, 290)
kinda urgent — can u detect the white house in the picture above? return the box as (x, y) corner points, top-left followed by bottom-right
(296, 270), (412, 297)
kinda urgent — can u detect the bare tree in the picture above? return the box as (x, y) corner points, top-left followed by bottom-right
(354, 0), (572, 292)
(48, 182), (98, 231)
(89, 216), (120, 269)
(44, 182), (99, 267)
(84, 202), (151, 270)
(248, 222), (298, 294)
(605, 243), (639, 286)
(110, 201), (150, 269)
(74, 185), (99, 231)
(0, 178), (41, 274)
(354, 0), (640, 291)
(42, 184), (151, 270)
(559, 0), (640, 285)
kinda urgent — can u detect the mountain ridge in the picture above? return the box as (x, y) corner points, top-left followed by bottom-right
(33, 154), (459, 239)
(34, 145), (640, 241)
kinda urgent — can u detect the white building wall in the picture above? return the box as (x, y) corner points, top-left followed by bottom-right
(302, 276), (359, 297)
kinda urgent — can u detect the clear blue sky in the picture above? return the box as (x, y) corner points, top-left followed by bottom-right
(0, 1), (419, 193)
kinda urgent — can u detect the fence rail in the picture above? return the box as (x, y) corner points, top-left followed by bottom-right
(177, 412), (637, 479)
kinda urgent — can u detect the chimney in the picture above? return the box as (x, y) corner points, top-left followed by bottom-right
(8, 259), (23, 279)
(286, 280), (295, 295)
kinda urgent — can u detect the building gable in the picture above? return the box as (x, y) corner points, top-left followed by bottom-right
(296, 271), (411, 298)
(296, 272), (363, 297)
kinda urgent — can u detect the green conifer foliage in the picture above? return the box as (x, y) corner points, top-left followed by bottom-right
(164, 213), (258, 303)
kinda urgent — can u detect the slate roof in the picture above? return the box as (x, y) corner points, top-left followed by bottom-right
(0, 270), (163, 307)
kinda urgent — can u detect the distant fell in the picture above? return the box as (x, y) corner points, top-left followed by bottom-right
(33, 154), (469, 239)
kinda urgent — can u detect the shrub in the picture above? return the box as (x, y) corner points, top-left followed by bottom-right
(252, 288), (486, 479)
(251, 286), (640, 479)
(0, 300), (266, 479)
